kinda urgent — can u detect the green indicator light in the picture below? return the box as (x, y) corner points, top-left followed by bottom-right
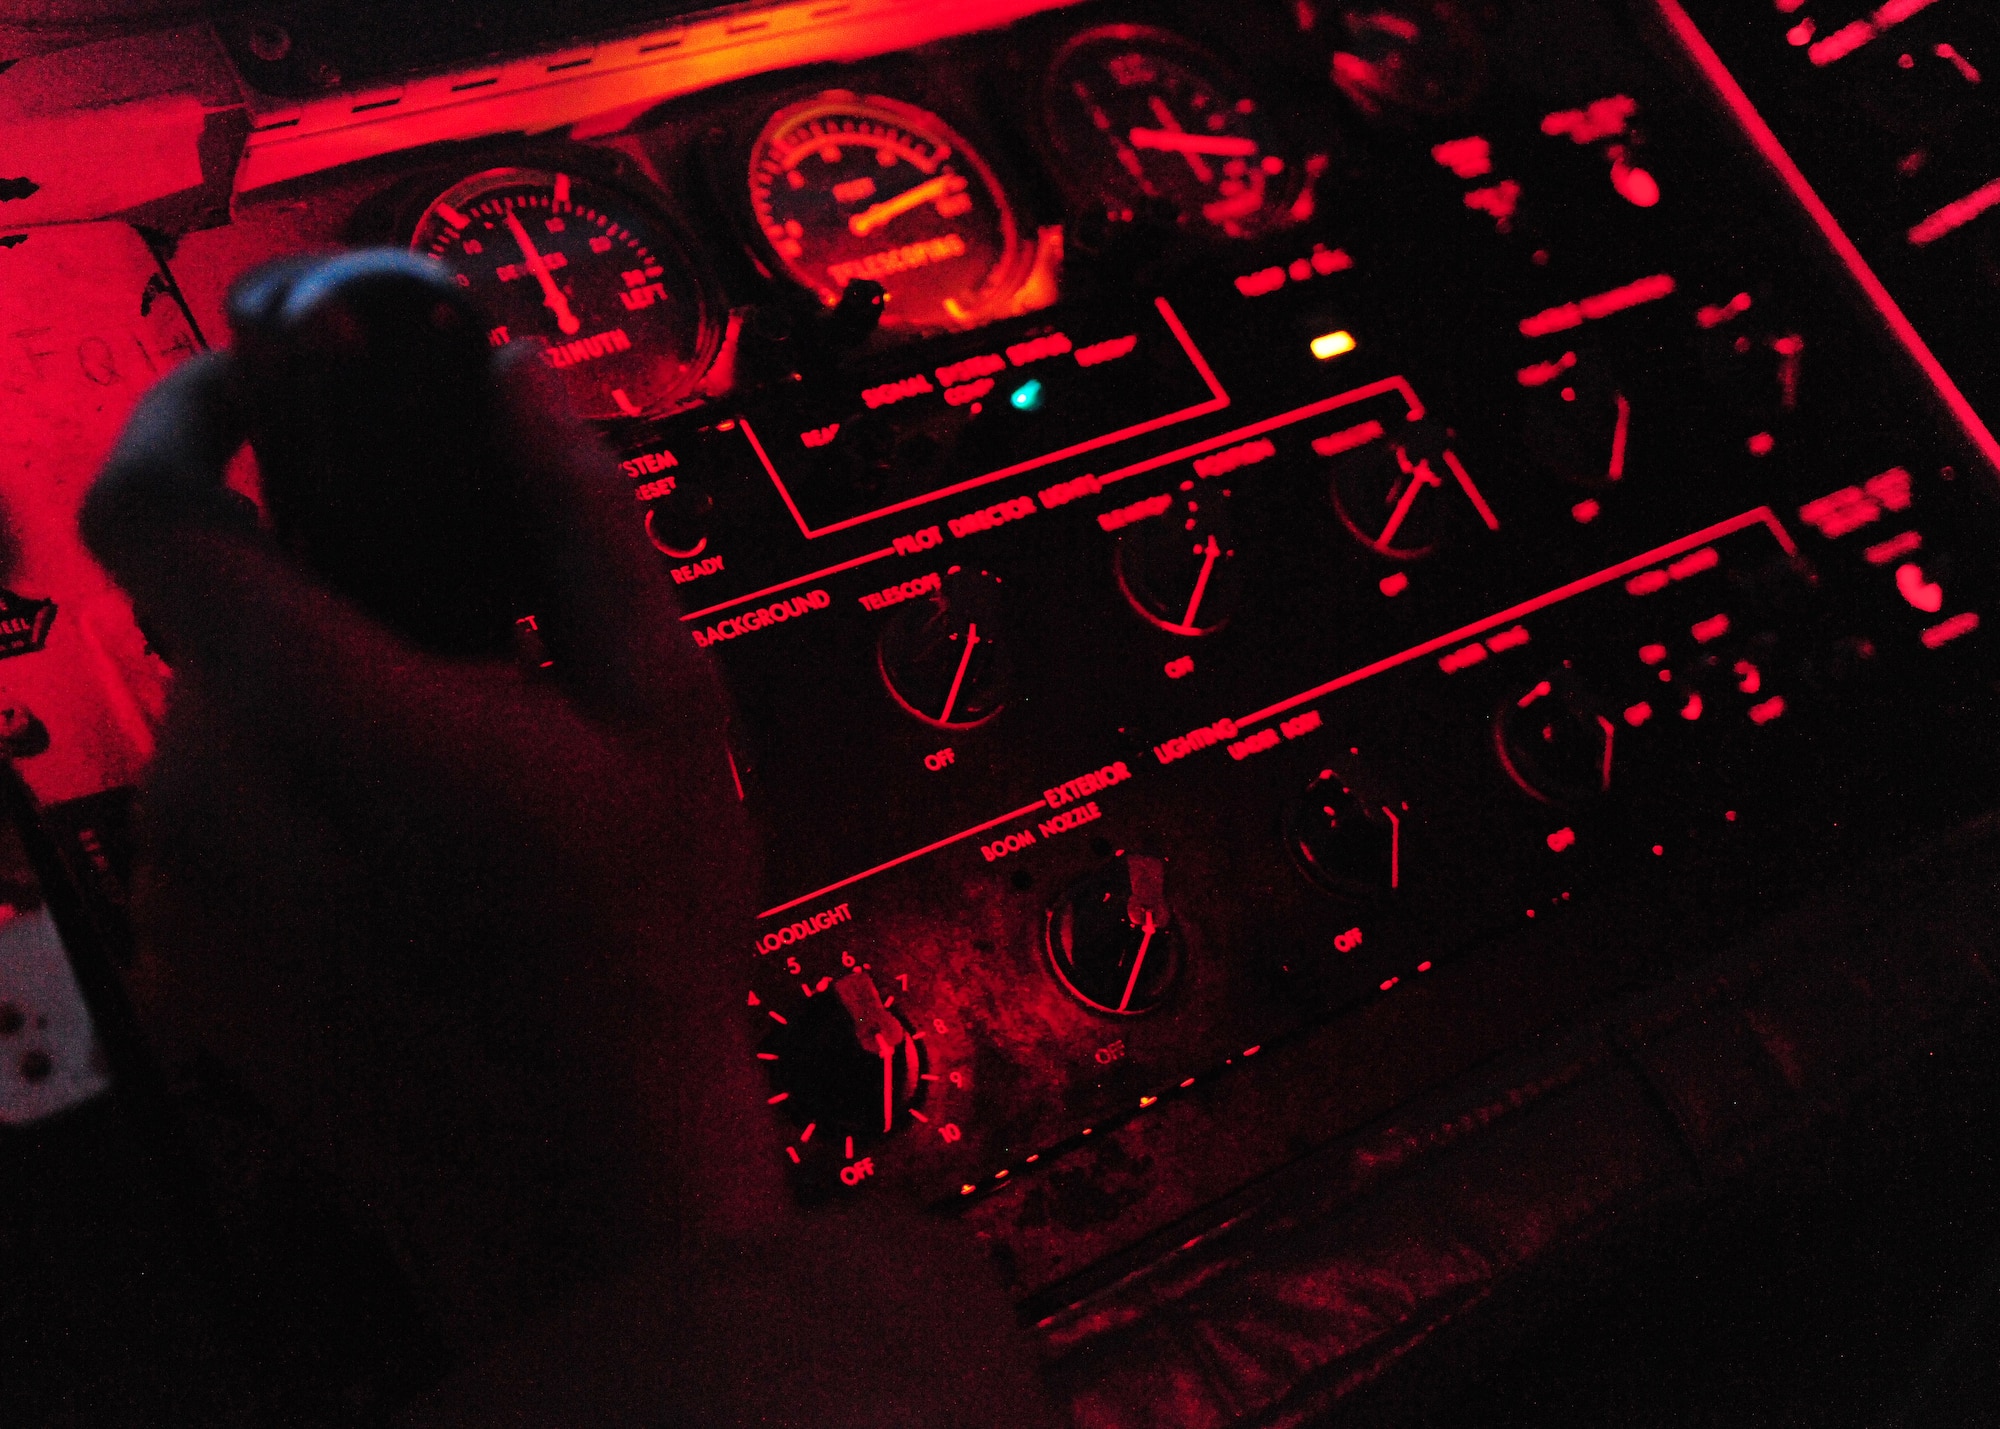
(1010, 379), (1044, 411)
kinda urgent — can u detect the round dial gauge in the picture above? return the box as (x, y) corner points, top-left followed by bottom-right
(411, 168), (715, 421)
(1043, 26), (1305, 240)
(748, 92), (1026, 330)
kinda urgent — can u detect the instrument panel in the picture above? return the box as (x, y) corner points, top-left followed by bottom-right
(167, 0), (2000, 1343)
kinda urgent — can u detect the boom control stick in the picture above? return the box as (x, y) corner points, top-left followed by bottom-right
(226, 250), (541, 657)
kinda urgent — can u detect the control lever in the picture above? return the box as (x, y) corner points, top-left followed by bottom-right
(226, 250), (539, 657)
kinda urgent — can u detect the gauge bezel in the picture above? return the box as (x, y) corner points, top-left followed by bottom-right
(407, 163), (725, 422)
(742, 88), (1039, 332)
(1036, 22), (1314, 244)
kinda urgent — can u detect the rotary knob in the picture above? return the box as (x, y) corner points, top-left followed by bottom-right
(1518, 358), (1635, 491)
(759, 969), (925, 1138)
(1325, 425), (1483, 560)
(1494, 668), (1619, 804)
(1283, 769), (1404, 900)
(643, 484), (714, 559)
(1114, 484), (1238, 635)
(877, 567), (1010, 729)
(1046, 853), (1183, 1015)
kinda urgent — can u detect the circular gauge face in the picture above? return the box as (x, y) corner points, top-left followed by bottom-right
(411, 168), (716, 422)
(747, 92), (1025, 330)
(1043, 25), (1305, 240)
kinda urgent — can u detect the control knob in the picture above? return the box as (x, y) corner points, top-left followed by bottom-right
(1115, 483), (1238, 635)
(1283, 769), (1404, 900)
(1046, 853), (1182, 1015)
(759, 969), (925, 1138)
(877, 567), (1010, 728)
(1494, 667), (1619, 804)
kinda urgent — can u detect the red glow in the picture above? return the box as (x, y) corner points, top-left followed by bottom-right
(1692, 613), (1730, 643)
(1808, 0), (1942, 66)
(1465, 181), (1521, 231)
(1895, 562), (1946, 612)
(1748, 695), (1787, 724)
(745, 298), (1227, 538)
(1379, 572), (1410, 597)
(759, 797), (1048, 919)
(1864, 531), (1923, 564)
(1099, 378), (1423, 489)
(1234, 506), (1797, 732)
(1519, 274), (1677, 337)
(1625, 701), (1653, 726)
(1610, 157), (1662, 208)
(1697, 292), (1753, 328)
(1547, 826), (1577, 851)
(1640, 644), (1668, 664)
(1652, 0), (2000, 472)
(1443, 450), (1502, 530)
(1431, 136), (1493, 178)
(1921, 612), (1980, 648)
(1573, 500), (1601, 523)
(1748, 432), (1775, 456)
(1314, 419), (1388, 456)
(1519, 351), (1579, 386)
(1909, 176), (2000, 248)
(1543, 96), (1637, 143)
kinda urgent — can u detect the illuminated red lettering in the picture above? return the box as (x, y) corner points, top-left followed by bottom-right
(892, 525), (943, 556)
(1866, 467), (1913, 511)
(936, 353), (1004, 386)
(1696, 292), (1753, 328)
(1431, 136), (1492, 178)
(801, 423), (840, 448)
(544, 326), (631, 369)
(945, 378), (993, 406)
(1465, 180), (1521, 230)
(1438, 642), (1487, 673)
(1691, 613), (1730, 643)
(1152, 718), (1239, 766)
(1542, 95), (1636, 143)
(1007, 332), (1072, 366)
(1193, 437), (1276, 478)
(756, 901), (852, 954)
(1921, 612), (1980, 649)
(1864, 531), (1922, 565)
(948, 495), (1036, 539)
(1312, 420), (1385, 457)
(1038, 474), (1102, 509)
(1098, 493), (1172, 531)
(1074, 335), (1138, 367)
(1280, 709), (1322, 739)
(980, 829), (1038, 862)
(1037, 800), (1103, 839)
(670, 554), (725, 585)
(1487, 625), (1531, 652)
(1520, 274), (1676, 337)
(692, 589), (831, 647)
(861, 374), (934, 409)
(1234, 267), (1286, 297)
(857, 571), (942, 612)
(1227, 727), (1281, 761)
(1518, 352), (1578, 386)
(1043, 761), (1132, 809)
(622, 448), (678, 478)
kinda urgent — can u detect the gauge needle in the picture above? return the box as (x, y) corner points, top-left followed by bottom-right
(504, 210), (582, 336)
(877, 1033), (896, 1132)
(1608, 392), (1631, 482)
(1180, 534), (1221, 630)
(849, 173), (968, 237)
(1118, 912), (1156, 1013)
(938, 622), (978, 725)
(1127, 127), (1260, 158)
(1377, 458), (1443, 549)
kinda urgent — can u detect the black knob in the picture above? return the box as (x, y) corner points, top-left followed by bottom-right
(1518, 357), (1635, 491)
(1046, 853), (1182, 1015)
(1494, 668), (1619, 804)
(226, 250), (534, 656)
(1324, 424), (1478, 560)
(877, 567), (1009, 728)
(1115, 484), (1238, 635)
(643, 486), (715, 560)
(758, 969), (925, 1139)
(1284, 769), (1404, 900)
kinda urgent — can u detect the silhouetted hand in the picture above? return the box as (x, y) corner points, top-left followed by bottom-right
(81, 347), (1051, 1427)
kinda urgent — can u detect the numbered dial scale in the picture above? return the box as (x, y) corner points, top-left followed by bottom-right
(747, 92), (1029, 330)
(411, 168), (717, 421)
(751, 937), (975, 1196)
(1042, 24), (1307, 239)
